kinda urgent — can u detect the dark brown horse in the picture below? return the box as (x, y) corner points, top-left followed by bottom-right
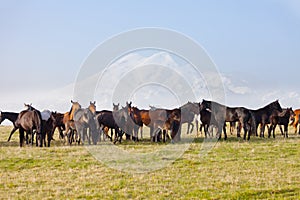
(200, 99), (254, 140)
(250, 100), (283, 138)
(268, 108), (295, 138)
(14, 108), (43, 147)
(0, 111), (19, 142)
(51, 112), (65, 140)
(23, 104), (56, 147)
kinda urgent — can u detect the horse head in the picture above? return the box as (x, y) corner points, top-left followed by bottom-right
(24, 103), (34, 111)
(88, 101), (96, 115)
(113, 103), (119, 111)
(200, 99), (211, 111)
(70, 100), (81, 120)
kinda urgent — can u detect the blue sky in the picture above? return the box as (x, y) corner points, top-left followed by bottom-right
(0, 0), (300, 112)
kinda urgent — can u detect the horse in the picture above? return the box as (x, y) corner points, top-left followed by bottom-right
(73, 101), (98, 145)
(290, 109), (300, 134)
(148, 107), (181, 142)
(268, 108), (295, 138)
(96, 104), (130, 144)
(0, 111), (19, 142)
(113, 103), (119, 111)
(51, 112), (65, 140)
(24, 104), (56, 147)
(249, 100), (283, 138)
(127, 102), (152, 141)
(14, 105), (43, 147)
(179, 102), (200, 134)
(200, 100), (254, 140)
(199, 108), (219, 138)
(63, 100), (81, 144)
(96, 110), (119, 142)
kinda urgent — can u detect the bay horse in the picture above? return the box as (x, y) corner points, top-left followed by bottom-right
(14, 106), (43, 147)
(268, 108), (295, 138)
(200, 99), (255, 140)
(290, 109), (300, 134)
(249, 100), (283, 138)
(128, 103), (152, 140)
(0, 111), (19, 142)
(179, 102), (200, 134)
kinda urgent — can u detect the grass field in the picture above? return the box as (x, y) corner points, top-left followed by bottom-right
(0, 125), (300, 199)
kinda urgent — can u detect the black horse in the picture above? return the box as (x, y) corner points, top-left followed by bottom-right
(96, 106), (129, 144)
(249, 100), (283, 138)
(0, 111), (19, 142)
(199, 108), (220, 138)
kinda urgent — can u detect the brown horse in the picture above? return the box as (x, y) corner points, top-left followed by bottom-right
(15, 108), (43, 147)
(290, 109), (300, 134)
(148, 107), (181, 142)
(62, 100), (81, 144)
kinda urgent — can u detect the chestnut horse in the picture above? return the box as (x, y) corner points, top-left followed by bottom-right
(290, 109), (300, 134)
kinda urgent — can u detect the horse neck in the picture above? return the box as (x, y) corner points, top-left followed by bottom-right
(69, 107), (80, 120)
(1, 112), (18, 123)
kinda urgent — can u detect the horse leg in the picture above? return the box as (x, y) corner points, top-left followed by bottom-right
(272, 124), (276, 138)
(260, 124), (265, 138)
(7, 126), (18, 142)
(186, 123), (189, 134)
(279, 125), (284, 135)
(268, 124), (275, 138)
(140, 126), (143, 140)
(19, 129), (24, 147)
(284, 124), (288, 138)
(190, 123), (194, 134)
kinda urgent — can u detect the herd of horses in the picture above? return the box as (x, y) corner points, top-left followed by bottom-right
(0, 99), (300, 147)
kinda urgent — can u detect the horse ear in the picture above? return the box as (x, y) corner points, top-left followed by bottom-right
(30, 103), (32, 106)
(94, 101), (96, 105)
(71, 100), (74, 103)
(117, 103), (119, 106)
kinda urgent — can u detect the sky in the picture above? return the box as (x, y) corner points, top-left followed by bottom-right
(1, 0), (300, 118)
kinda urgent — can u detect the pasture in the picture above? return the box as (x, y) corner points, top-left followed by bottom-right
(0, 125), (300, 199)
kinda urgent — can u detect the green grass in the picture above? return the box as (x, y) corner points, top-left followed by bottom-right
(0, 125), (300, 199)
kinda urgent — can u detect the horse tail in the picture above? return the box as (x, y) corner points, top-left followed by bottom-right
(35, 110), (43, 135)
